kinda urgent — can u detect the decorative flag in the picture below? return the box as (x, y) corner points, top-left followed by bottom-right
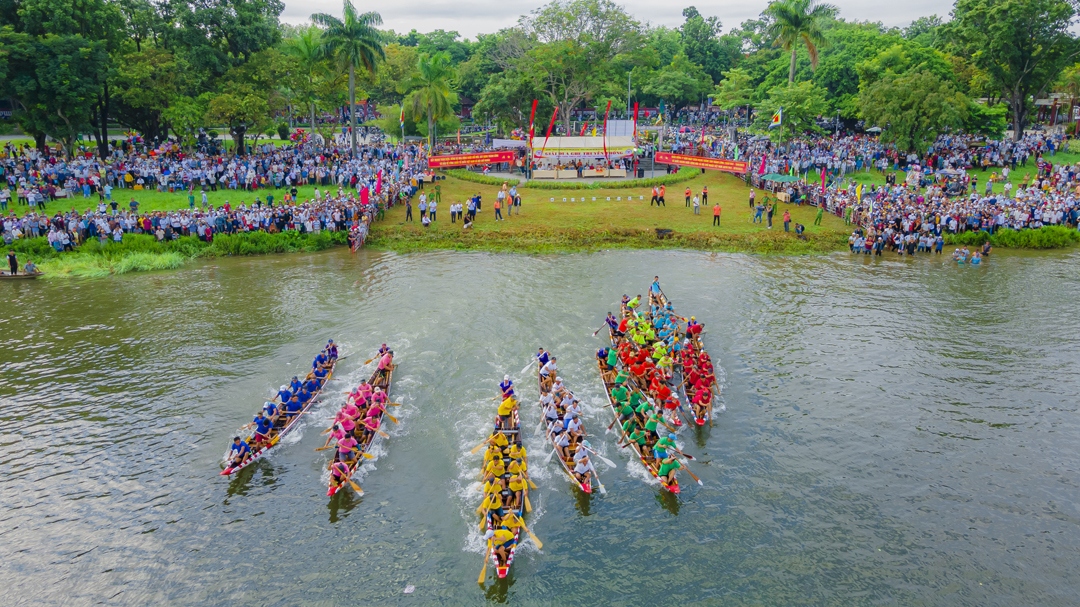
(527, 99), (538, 146)
(699, 125), (706, 146)
(820, 167), (826, 194)
(580, 122), (589, 136)
(602, 100), (611, 162)
(376, 169), (383, 195)
(758, 155), (766, 175)
(591, 126), (597, 136)
(399, 105), (405, 129)
(769, 108), (782, 129)
(733, 145), (740, 160)
(632, 102), (639, 138)
(538, 106), (559, 157)
(856, 183), (863, 201)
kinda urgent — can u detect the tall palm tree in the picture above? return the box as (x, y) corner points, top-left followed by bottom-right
(764, 0), (838, 85)
(284, 26), (325, 133)
(404, 52), (458, 148)
(311, 1), (385, 154)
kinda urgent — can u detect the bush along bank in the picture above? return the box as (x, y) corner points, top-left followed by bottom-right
(943, 226), (1080, 249)
(13, 231), (349, 278)
(367, 225), (847, 255)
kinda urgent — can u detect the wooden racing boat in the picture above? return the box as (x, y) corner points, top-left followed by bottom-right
(478, 403), (530, 581)
(0, 271), (43, 279)
(536, 356), (592, 494)
(327, 355), (394, 496)
(598, 356), (679, 494)
(221, 353), (337, 476)
(652, 288), (717, 427)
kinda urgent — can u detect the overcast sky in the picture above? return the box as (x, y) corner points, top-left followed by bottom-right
(282, 0), (946, 38)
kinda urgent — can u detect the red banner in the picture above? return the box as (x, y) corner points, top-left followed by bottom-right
(428, 151), (516, 169)
(655, 152), (749, 174)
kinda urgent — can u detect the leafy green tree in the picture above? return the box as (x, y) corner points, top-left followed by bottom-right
(163, 94), (210, 149)
(112, 48), (182, 141)
(361, 43), (419, 105)
(165, 0), (284, 79)
(679, 7), (739, 84)
(756, 80), (829, 136)
(284, 26), (326, 130)
(964, 101), (1008, 139)
(904, 15), (944, 48)
(764, 0), (838, 85)
(946, 0), (1080, 139)
(404, 52), (459, 147)
(714, 68), (755, 109)
(312, 0), (385, 155)
(642, 53), (711, 112)
(860, 70), (967, 152)
(205, 85), (270, 152)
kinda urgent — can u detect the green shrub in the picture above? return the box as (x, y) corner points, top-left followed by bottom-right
(441, 169), (520, 186)
(945, 226), (1079, 249)
(277, 122), (291, 141)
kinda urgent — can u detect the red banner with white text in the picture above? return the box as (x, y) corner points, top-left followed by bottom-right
(655, 152), (749, 174)
(427, 151), (516, 168)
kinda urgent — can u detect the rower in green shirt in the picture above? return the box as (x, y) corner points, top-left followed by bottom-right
(645, 411), (663, 435)
(614, 369), (629, 385)
(606, 348), (618, 368)
(627, 427), (648, 449)
(610, 383), (629, 405)
(658, 456), (682, 483)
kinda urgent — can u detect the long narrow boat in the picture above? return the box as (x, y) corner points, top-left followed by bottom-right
(598, 356), (680, 494)
(650, 288), (717, 427)
(0, 271), (43, 279)
(221, 353), (337, 476)
(536, 356), (592, 494)
(478, 403), (529, 580)
(327, 354), (394, 496)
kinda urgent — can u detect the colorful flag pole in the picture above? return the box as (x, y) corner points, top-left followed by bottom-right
(758, 154), (766, 175)
(602, 100), (612, 163)
(527, 99), (538, 145)
(580, 122), (589, 136)
(632, 102), (639, 139)
(538, 106), (559, 158)
(399, 105), (405, 142)
(820, 167), (827, 194)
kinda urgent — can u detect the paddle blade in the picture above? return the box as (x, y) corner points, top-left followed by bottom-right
(519, 359), (534, 375)
(364, 358), (374, 365)
(527, 478), (538, 490)
(349, 480), (364, 495)
(524, 494), (532, 513)
(543, 447), (557, 465)
(478, 544), (491, 585)
(470, 439), (488, 455)
(527, 529), (543, 551)
(362, 452), (375, 459)
(597, 482), (607, 495)
(386, 414), (399, 424)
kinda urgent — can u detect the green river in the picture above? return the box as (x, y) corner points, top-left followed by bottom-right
(2, 248), (1078, 606)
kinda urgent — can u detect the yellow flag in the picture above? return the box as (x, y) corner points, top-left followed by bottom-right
(591, 126), (597, 137)
(856, 183), (863, 200)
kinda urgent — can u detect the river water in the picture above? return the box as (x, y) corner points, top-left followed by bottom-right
(2, 248), (1078, 606)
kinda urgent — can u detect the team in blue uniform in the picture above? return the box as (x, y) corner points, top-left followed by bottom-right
(225, 341), (338, 471)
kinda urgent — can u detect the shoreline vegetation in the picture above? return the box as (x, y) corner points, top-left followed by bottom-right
(7, 172), (1077, 279)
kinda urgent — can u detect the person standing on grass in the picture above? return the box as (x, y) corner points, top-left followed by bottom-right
(650, 185), (659, 206)
(429, 200), (437, 222)
(748, 188), (755, 209)
(405, 199), (413, 222)
(713, 203), (721, 226)
(701, 185), (708, 204)
(658, 185), (666, 206)
(783, 209), (791, 232)
(766, 203), (774, 229)
(753, 202), (764, 223)
(814, 205), (823, 226)
(494, 197), (503, 221)
(693, 195), (700, 215)
(418, 195), (427, 220)
(685, 186), (692, 207)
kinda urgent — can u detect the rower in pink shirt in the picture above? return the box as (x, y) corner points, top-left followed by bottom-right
(336, 434), (359, 463)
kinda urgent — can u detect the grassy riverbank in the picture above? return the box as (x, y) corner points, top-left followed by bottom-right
(11, 231), (347, 278)
(368, 171), (852, 253)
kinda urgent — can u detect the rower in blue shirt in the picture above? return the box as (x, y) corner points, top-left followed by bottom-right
(263, 401), (280, 423)
(276, 384), (292, 404)
(536, 348), (550, 366)
(605, 313), (618, 331)
(650, 276), (662, 298)
(284, 395), (303, 419)
(251, 412), (274, 446)
(313, 365), (329, 382)
(289, 376), (302, 393)
(313, 352), (328, 370)
(499, 376), (515, 399)
(303, 376), (320, 393)
(296, 385), (313, 405)
(228, 437), (251, 468)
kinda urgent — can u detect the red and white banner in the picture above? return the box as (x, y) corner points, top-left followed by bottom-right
(427, 151), (516, 169)
(655, 152), (749, 174)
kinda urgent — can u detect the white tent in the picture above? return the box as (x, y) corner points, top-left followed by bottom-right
(532, 136), (636, 159)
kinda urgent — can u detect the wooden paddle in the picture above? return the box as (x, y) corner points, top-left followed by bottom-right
(543, 446), (558, 466)
(675, 457), (704, 485)
(583, 446), (617, 469)
(384, 412), (399, 424)
(592, 468), (607, 495)
(526, 477), (538, 490)
(591, 322), (607, 337)
(524, 493), (532, 513)
(519, 521), (543, 550)
(478, 541), (492, 585)
(359, 421), (390, 439)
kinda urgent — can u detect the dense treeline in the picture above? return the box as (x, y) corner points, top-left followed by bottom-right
(1, 0), (1078, 157)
